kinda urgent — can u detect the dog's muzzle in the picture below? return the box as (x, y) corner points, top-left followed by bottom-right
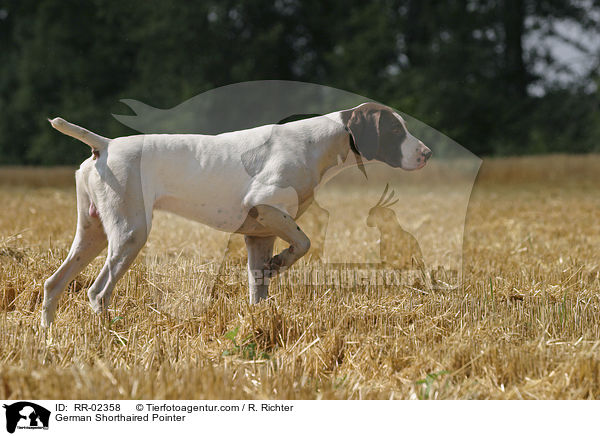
(415, 143), (432, 168)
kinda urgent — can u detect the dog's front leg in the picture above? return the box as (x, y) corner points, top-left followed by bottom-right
(250, 205), (311, 279)
(244, 235), (276, 304)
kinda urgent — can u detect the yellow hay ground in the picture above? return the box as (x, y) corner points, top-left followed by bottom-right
(1, 155), (600, 399)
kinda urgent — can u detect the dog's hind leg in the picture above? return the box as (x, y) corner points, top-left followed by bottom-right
(86, 209), (149, 314)
(250, 205), (311, 279)
(42, 172), (107, 327)
(244, 235), (276, 304)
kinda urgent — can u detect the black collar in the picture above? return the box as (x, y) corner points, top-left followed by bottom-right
(344, 126), (367, 177)
(345, 127), (360, 156)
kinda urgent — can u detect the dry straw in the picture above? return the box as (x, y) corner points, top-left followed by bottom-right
(1, 155), (600, 399)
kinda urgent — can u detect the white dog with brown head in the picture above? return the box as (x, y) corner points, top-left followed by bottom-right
(41, 102), (431, 327)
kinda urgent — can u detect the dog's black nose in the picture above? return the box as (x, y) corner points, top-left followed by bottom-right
(423, 149), (432, 160)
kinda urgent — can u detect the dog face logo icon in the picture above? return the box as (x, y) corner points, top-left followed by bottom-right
(2, 402), (50, 433)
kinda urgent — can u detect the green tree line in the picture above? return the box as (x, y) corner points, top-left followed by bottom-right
(1, 0), (599, 164)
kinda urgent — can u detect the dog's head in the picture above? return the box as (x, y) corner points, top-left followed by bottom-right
(341, 102), (431, 170)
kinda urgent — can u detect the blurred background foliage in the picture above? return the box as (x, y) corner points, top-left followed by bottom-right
(0, 0), (599, 164)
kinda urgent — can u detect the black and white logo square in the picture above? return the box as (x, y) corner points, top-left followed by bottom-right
(2, 402), (50, 433)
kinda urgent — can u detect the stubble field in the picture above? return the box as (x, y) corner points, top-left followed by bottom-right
(1, 155), (600, 399)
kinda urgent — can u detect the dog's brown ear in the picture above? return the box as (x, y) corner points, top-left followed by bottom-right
(343, 103), (406, 168)
(344, 103), (382, 160)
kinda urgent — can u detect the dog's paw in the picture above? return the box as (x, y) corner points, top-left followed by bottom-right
(40, 313), (52, 329)
(41, 302), (56, 328)
(264, 254), (284, 278)
(89, 297), (104, 314)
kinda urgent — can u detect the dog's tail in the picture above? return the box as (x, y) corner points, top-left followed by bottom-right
(48, 117), (110, 151)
